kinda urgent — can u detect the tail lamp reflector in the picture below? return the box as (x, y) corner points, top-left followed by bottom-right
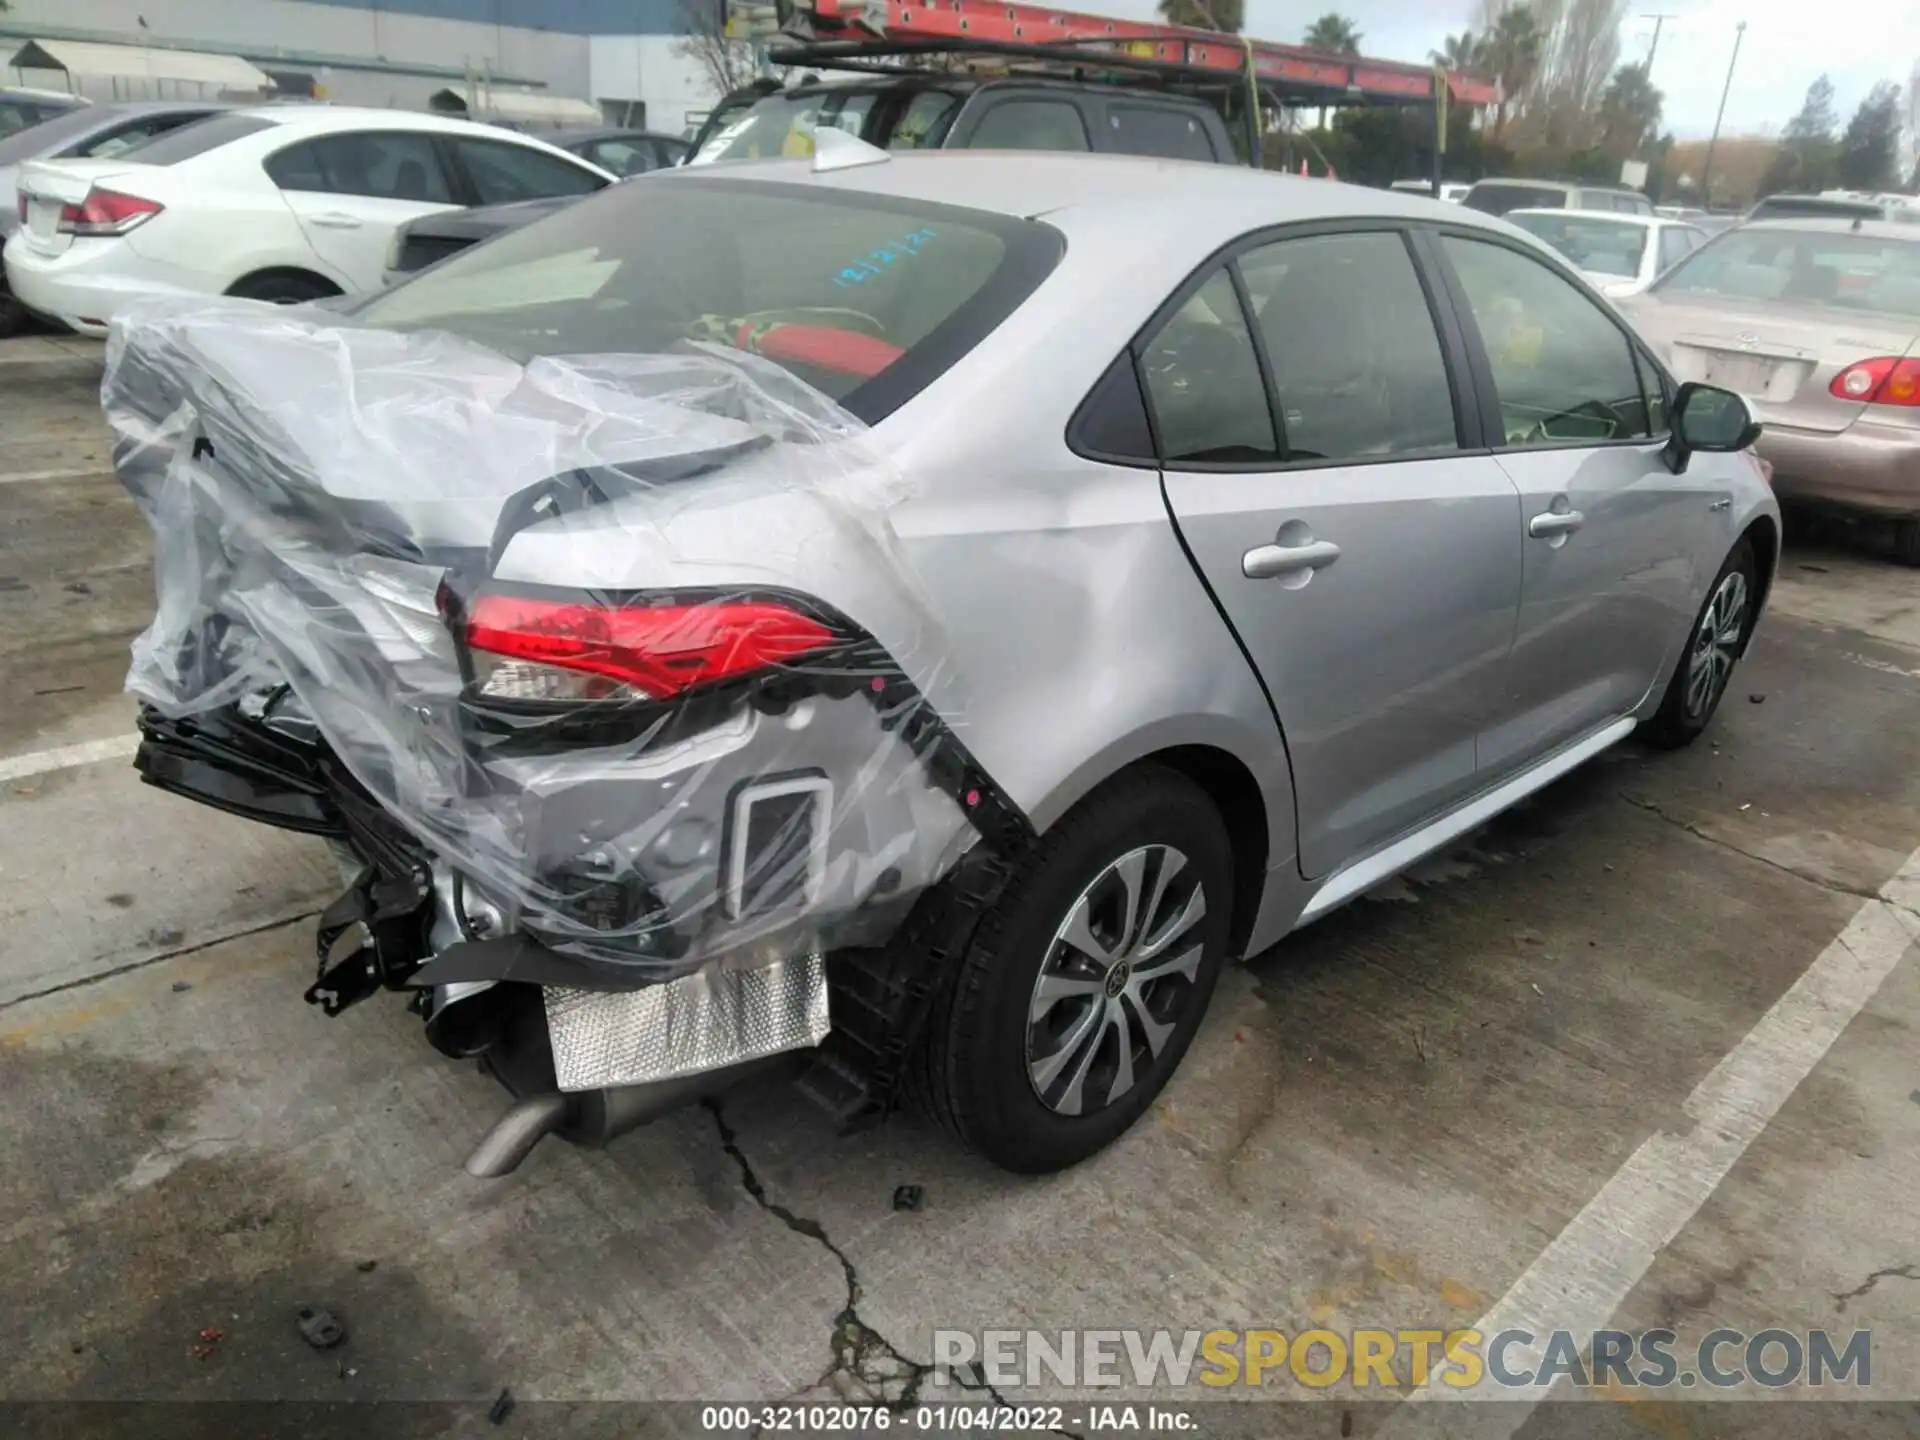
(1829, 357), (1920, 407)
(464, 594), (837, 702)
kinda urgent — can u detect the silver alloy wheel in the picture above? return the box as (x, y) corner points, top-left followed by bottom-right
(1025, 844), (1208, 1117)
(1685, 569), (1749, 719)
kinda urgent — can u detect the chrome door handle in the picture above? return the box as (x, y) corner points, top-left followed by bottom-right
(1243, 538), (1341, 579)
(1708, 498), (1732, 511)
(1528, 509), (1586, 538)
(308, 212), (364, 229)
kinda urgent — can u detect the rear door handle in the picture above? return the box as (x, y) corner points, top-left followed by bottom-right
(1528, 509), (1586, 538)
(308, 212), (364, 229)
(1243, 538), (1341, 579)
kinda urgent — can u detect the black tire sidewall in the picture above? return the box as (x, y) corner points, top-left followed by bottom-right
(946, 771), (1234, 1173)
(231, 276), (335, 305)
(1653, 538), (1757, 745)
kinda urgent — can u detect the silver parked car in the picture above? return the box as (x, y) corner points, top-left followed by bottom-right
(107, 149), (1780, 1177)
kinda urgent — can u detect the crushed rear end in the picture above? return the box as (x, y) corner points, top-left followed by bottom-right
(104, 298), (1030, 1173)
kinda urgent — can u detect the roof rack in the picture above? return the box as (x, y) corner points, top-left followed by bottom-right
(764, 0), (1497, 109)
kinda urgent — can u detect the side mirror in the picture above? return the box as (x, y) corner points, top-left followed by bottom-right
(1666, 381), (1762, 473)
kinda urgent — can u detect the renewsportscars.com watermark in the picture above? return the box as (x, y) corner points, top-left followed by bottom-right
(929, 1327), (1874, 1392)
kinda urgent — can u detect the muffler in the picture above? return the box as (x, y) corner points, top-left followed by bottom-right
(463, 1051), (803, 1178)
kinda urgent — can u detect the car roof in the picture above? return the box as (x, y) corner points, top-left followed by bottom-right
(1507, 206), (1661, 227)
(669, 149), (1516, 236)
(1726, 216), (1918, 240)
(232, 103), (535, 137)
(548, 125), (685, 145)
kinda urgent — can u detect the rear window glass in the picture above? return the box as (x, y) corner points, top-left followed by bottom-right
(1748, 196), (1882, 220)
(1654, 229), (1920, 317)
(1464, 182), (1567, 215)
(353, 179), (1062, 422)
(1508, 213), (1649, 278)
(1106, 104), (1216, 162)
(118, 112), (275, 165)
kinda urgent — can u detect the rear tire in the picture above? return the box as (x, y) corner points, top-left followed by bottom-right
(1893, 519), (1920, 568)
(226, 271), (340, 305)
(914, 767), (1234, 1174)
(1643, 538), (1758, 749)
(0, 290), (25, 339)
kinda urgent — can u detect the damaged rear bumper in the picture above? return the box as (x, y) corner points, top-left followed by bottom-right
(133, 697), (1018, 1173)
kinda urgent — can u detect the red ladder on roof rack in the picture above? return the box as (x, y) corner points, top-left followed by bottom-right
(780, 0), (1498, 107)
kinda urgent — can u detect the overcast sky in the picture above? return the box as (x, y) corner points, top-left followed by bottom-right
(1082, 0), (1918, 140)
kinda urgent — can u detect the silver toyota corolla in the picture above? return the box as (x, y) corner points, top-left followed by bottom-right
(105, 145), (1780, 1178)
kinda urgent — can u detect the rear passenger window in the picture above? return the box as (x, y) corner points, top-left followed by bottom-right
(965, 100), (1091, 152)
(1139, 270), (1278, 464)
(1239, 231), (1459, 461)
(267, 132), (454, 203)
(1441, 234), (1654, 445)
(450, 138), (606, 204)
(1106, 105), (1215, 162)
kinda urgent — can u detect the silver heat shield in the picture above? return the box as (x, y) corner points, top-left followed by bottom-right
(544, 952), (830, 1091)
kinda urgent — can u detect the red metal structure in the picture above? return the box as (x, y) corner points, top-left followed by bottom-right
(775, 0), (1498, 109)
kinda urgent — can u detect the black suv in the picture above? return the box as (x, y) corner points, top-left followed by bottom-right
(690, 73), (1237, 165)
(384, 74), (1239, 281)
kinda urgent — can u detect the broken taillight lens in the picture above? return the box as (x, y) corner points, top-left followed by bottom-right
(463, 593), (838, 703)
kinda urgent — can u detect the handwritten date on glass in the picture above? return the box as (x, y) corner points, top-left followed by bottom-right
(835, 228), (938, 288)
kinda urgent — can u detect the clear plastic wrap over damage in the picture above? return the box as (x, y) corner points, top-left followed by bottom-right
(103, 297), (988, 1014)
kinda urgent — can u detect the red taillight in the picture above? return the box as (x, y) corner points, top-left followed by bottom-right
(1829, 356), (1920, 407)
(464, 594), (838, 703)
(57, 187), (163, 237)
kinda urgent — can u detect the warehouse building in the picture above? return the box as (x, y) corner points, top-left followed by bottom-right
(0, 0), (722, 137)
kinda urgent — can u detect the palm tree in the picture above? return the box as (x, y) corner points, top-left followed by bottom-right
(1431, 31), (1484, 72)
(1481, 3), (1544, 139)
(1157, 0), (1243, 31)
(1302, 12), (1363, 54)
(1598, 61), (1662, 158)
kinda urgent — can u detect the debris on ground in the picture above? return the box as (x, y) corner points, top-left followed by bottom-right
(488, 1387), (515, 1425)
(171, 981), (193, 993)
(188, 1325), (226, 1361)
(296, 1305), (345, 1350)
(355, 1259), (378, 1273)
(1750, 693), (1765, 703)
(891, 1185), (924, 1213)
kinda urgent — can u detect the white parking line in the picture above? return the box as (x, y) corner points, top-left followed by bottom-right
(0, 465), (111, 487)
(1380, 843), (1920, 1432)
(0, 734), (140, 784)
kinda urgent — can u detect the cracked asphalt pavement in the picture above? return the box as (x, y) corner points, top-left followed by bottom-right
(2, 337), (1919, 1436)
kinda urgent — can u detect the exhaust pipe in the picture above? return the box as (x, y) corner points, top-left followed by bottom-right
(463, 1051), (802, 1178)
(465, 1093), (574, 1178)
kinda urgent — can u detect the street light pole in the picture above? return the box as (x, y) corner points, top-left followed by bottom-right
(1641, 12), (1676, 72)
(1699, 20), (1747, 206)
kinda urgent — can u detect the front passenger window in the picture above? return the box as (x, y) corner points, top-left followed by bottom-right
(1441, 234), (1654, 445)
(1139, 270), (1278, 464)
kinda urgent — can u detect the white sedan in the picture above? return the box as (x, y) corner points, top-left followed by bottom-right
(1504, 208), (1711, 298)
(5, 105), (613, 335)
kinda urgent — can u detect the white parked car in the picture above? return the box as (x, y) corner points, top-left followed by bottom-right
(1505, 208), (1711, 298)
(5, 106), (613, 334)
